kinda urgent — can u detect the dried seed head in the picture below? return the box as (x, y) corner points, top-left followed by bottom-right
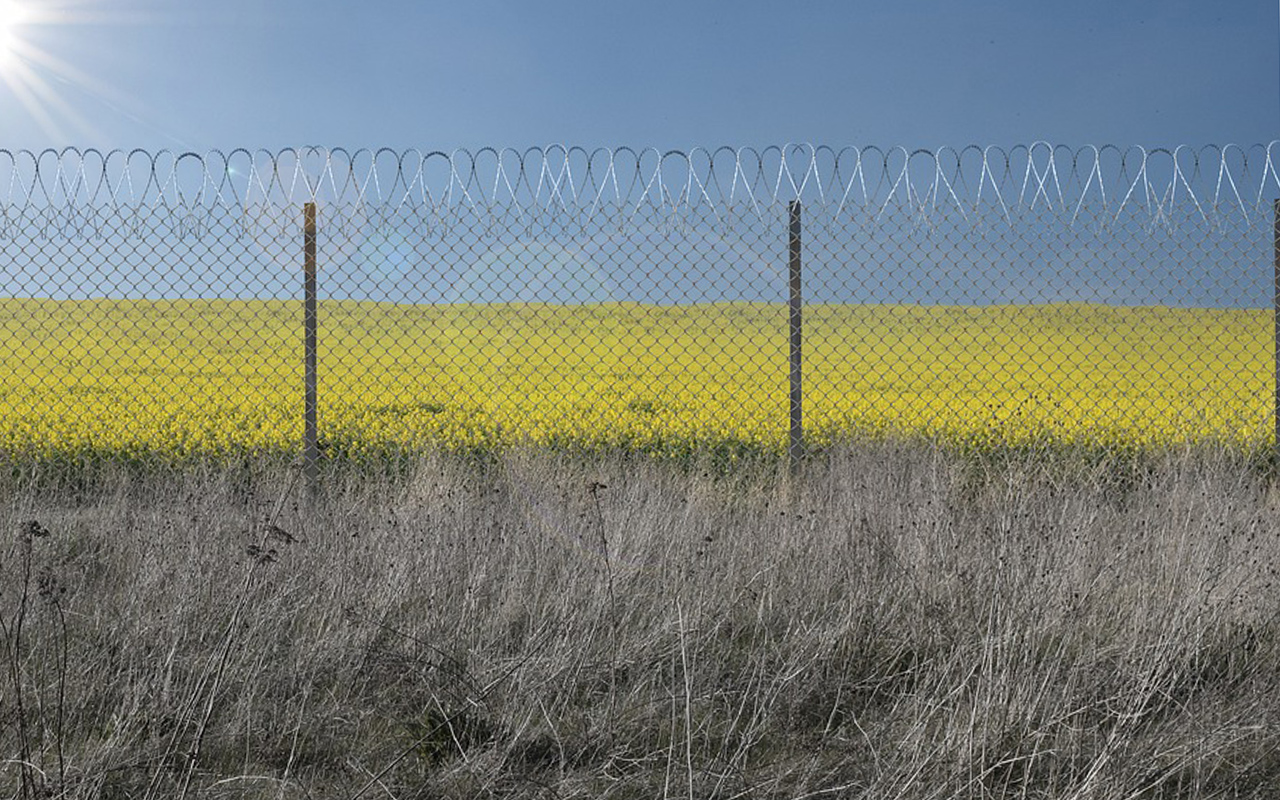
(19, 520), (49, 543)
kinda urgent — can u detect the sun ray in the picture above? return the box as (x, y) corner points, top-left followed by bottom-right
(0, 0), (28, 72)
(12, 36), (163, 139)
(7, 57), (100, 141)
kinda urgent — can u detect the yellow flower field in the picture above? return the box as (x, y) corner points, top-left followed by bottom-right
(0, 298), (1270, 463)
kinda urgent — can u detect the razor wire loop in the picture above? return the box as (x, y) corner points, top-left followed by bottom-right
(5, 144), (1279, 238)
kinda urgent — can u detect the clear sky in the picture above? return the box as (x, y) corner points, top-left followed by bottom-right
(0, 0), (1275, 152)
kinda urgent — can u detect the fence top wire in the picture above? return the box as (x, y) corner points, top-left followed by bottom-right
(2, 143), (1280, 231)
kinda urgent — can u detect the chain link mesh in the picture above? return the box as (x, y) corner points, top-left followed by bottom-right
(1, 144), (1276, 471)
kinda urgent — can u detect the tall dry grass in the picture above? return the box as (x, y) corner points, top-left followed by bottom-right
(0, 441), (1277, 799)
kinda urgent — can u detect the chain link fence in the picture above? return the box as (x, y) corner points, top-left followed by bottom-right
(1, 143), (1277, 473)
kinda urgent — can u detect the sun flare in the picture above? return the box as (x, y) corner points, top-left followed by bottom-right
(0, 0), (169, 142)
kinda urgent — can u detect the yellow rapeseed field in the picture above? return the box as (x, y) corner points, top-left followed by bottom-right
(0, 298), (1269, 462)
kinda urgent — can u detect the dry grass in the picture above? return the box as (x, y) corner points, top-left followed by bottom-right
(0, 441), (1278, 799)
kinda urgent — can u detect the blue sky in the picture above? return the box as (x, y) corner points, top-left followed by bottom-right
(0, 0), (1275, 151)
